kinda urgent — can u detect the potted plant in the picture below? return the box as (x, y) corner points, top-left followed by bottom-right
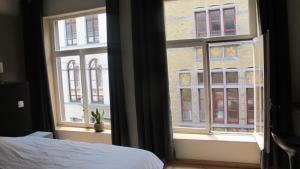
(91, 109), (105, 132)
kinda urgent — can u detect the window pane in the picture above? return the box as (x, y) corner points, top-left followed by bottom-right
(247, 88), (254, 124)
(212, 88), (224, 123)
(246, 71), (254, 84)
(199, 89), (205, 122)
(209, 10), (221, 36)
(210, 46), (223, 58)
(55, 13), (107, 51)
(210, 41), (255, 132)
(195, 11), (207, 37)
(227, 88), (239, 124)
(181, 89), (192, 121)
(198, 72), (204, 84)
(223, 8), (236, 35)
(85, 53), (111, 124)
(211, 72), (223, 84)
(164, 0), (252, 40)
(224, 45), (238, 57)
(167, 46), (207, 128)
(57, 56), (84, 123)
(179, 73), (191, 86)
(226, 72), (238, 83)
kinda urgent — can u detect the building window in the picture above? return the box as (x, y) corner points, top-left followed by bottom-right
(226, 72), (238, 83)
(209, 9), (221, 37)
(211, 72), (223, 84)
(247, 88), (255, 124)
(67, 60), (81, 102)
(194, 6), (236, 38)
(227, 88), (239, 124)
(223, 8), (236, 35)
(86, 15), (99, 44)
(181, 88), (192, 122)
(195, 11), (207, 37)
(212, 88), (224, 123)
(65, 19), (77, 46)
(89, 59), (104, 103)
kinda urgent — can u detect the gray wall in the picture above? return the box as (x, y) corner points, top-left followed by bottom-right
(287, 0), (300, 136)
(0, 0), (25, 82)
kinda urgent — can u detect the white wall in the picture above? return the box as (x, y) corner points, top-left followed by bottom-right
(287, 0), (300, 137)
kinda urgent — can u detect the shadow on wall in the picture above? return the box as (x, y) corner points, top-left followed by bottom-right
(0, 15), (26, 82)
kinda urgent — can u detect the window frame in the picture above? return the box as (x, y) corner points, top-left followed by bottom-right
(48, 9), (110, 129)
(223, 7), (236, 35)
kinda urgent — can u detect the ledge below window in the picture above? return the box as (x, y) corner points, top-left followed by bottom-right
(55, 126), (112, 144)
(173, 132), (257, 143)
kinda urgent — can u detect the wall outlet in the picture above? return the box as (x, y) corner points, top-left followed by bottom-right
(18, 101), (24, 108)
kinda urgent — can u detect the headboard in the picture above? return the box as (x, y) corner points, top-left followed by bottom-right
(0, 82), (33, 137)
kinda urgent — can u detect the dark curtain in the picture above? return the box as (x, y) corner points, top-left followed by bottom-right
(106, 0), (130, 146)
(131, 0), (175, 162)
(258, 0), (293, 168)
(21, 0), (54, 133)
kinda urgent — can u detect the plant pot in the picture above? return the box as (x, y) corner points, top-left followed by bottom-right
(94, 122), (104, 132)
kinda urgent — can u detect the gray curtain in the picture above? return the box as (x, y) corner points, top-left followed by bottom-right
(106, 0), (130, 146)
(131, 0), (176, 162)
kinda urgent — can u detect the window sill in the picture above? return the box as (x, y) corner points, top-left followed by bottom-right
(173, 132), (256, 143)
(56, 126), (111, 135)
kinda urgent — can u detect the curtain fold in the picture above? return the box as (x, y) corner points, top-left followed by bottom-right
(21, 0), (54, 133)
(106, 0), (130, 146)
(258, 0), (293, 168)
(131, 0), (175, 162)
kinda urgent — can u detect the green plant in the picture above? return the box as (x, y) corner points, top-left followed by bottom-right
(91, 109), (105, 124)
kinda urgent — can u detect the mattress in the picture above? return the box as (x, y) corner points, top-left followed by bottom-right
(0, 136), (164, 169)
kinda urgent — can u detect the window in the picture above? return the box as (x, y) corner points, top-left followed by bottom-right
(209, 9), (221, 37)
(164, 0), (263, 134)
(89, 59), (104, 103)
(195, 11), (207, 37)
(227, 88), (239, 124)
(212, 89), (224, 123)
(223, 8), (236, 35)
(65, 19), (77, 46)
(181, 89), (192, 122)
(226, 72), (238, 84)
(67, 60), (81, 103)
(51, 12), (110, 127)
(86, 15), (99, 44)
(194, 6), (237, 38)
(247, 88), (255, 124)
(211, 72), (223, 84)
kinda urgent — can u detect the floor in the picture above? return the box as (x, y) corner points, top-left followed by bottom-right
(164, 162), (259, 169)
(164, 164), (243, 169)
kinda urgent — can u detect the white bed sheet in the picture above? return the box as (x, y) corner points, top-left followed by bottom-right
(0, 136), (164, 169)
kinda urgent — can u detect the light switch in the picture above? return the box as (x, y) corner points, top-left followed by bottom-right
(0, 62), (3, 73)
(18, 101), (24, 108)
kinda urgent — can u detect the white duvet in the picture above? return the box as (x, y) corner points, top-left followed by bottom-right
(0, 136), (164, 169)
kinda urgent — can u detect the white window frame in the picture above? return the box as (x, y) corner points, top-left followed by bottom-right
(47, 8), (110, 129)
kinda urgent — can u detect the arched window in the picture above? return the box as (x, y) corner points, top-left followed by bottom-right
(67, 60), (81, 102)
(89, 59), (104, 103)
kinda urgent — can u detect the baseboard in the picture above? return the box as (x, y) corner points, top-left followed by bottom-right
(167, 159), (260, 169)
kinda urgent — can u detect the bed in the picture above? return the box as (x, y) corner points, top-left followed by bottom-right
(0, 136), (164, 169)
